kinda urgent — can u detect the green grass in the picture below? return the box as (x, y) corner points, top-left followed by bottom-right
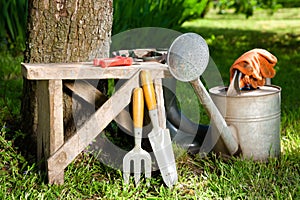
(0, 51), (23, 125)
(1, 7), (300, 199)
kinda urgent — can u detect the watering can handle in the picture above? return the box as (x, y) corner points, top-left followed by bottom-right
(227, 70), (242, 96)
(228, 70), (272, 96)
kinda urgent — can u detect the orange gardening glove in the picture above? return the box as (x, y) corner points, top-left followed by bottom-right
(230, 48), (277, 89)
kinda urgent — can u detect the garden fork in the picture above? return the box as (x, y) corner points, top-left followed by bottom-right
(123, 88), (151, 185)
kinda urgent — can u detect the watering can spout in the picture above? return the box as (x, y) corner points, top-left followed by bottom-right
(167, 33), (280, 159)
(167, 33), (239, 155)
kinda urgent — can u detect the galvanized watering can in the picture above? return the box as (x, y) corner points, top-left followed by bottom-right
(209, 84), (281, 160)
(167, 33), (281, 161)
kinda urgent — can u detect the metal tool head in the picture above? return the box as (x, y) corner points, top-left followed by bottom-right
(167, 33), (210, 82)
(148, 127), (178, 188)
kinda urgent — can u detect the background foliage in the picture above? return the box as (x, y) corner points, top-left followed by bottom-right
(112, 0), (283, 34)
(112, 0), (209, 34)
(0, 0), (287, 49)
(277, 0), (300, 8)
(0, 0), (27, 52)
(214, 0), (282, 17)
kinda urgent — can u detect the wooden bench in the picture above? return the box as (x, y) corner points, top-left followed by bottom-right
(21, 62), (171, 184)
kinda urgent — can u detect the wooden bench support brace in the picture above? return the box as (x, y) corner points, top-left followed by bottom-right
(47, 70), (141, 173)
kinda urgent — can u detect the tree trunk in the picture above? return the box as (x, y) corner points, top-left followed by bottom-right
(21, 0), (113, 151)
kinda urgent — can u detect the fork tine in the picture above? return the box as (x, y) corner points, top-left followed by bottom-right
(144, 155), (152, 179)
(123, 172), (130, 185)
(134, 172), (141, 185)
(123, 154), (132, 184)
(134, 157), (142, 185)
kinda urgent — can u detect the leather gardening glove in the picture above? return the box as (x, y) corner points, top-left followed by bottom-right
(230, 48), (277, 89)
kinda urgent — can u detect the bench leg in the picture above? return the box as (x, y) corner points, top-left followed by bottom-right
(37, 80), (64, 184)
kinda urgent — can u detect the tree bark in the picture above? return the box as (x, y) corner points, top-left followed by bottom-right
(21, 0), (113, 149)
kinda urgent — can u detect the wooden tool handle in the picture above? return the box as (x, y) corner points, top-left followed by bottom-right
(93, 56), (133, 68)
(140, 70), (157, 111)
(133, 88), (144, 128)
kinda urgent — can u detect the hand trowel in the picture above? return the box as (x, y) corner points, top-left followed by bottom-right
(140, 70), (178, 188)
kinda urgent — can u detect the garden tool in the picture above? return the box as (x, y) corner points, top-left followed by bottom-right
(230, 48), (277, 89)
(123, 88), (151, 185)
(140, 70), (178, 188)
(167, 33), (239, 155)
(93, 56), (133, 68)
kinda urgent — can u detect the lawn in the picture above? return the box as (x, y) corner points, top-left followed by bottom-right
(0, 7), (300, 199)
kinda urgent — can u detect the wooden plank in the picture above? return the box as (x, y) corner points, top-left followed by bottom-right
(64, 80), (133, 133)
(37, 80), (64, 184)
(47, 70), (141, 171)
(64, 80), (107, 107)
(21, 62), (171, 80)
(37, 81), (48, 170)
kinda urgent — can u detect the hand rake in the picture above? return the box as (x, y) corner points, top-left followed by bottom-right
(123, 88), (151, 185)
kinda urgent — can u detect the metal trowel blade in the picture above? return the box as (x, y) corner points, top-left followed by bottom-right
(148, 128), (178, 187)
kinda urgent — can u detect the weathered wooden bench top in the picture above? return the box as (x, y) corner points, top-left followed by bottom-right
(21, 62), (170, 80)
